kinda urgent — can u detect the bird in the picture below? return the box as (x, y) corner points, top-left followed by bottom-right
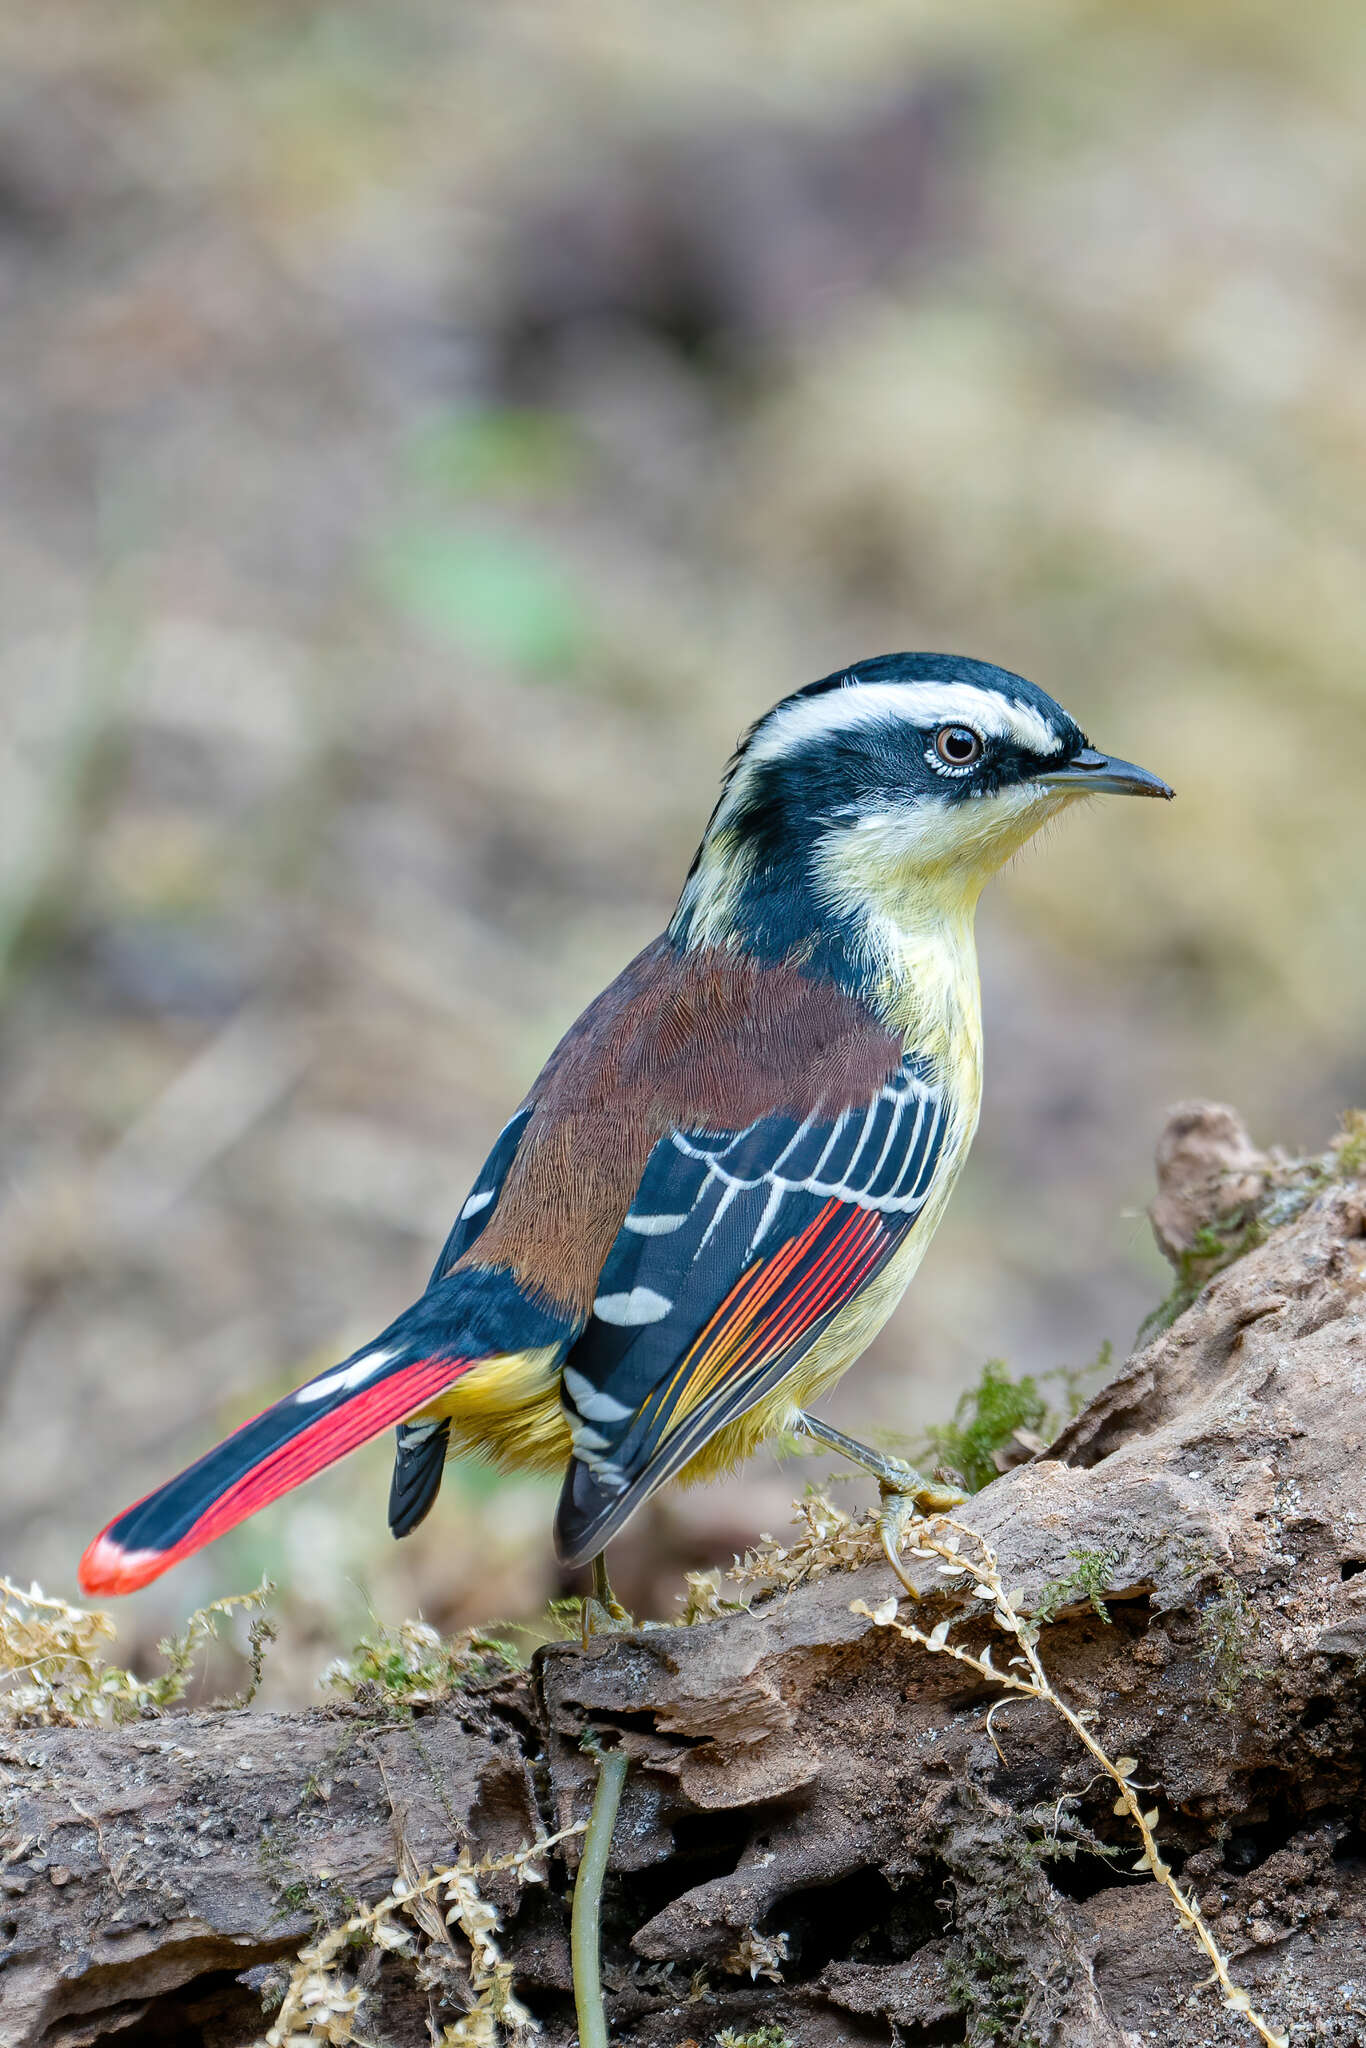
(78, 653), (1171, 1608)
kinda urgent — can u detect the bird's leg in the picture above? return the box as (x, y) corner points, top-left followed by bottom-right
(580, 1551), (632, 1644)
(793, 1411), (966, 1581)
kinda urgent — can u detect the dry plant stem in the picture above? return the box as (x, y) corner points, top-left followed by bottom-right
(871, 1515), (1291, 2048)
(571, 1747), (628, 2048)
(262, 1824), (583, 2047)
(0, 1574), (273, 1725)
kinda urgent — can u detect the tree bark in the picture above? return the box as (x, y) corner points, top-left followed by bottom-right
(2, 1106), (1363, 2048)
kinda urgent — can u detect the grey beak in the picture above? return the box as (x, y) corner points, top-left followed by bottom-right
(1036, 746), (1174, 800)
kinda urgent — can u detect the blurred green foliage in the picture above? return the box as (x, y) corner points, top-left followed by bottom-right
(377, 525), (587, 669)
(403, 408), (584, 502)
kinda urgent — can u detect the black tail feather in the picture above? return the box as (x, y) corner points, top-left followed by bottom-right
(389, 1417), (452, 1536)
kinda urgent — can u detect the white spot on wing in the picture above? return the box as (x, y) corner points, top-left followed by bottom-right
(563, 1364), (635, 1422)
(296, 1347), (396, 1405)
(459, 1188), (495, 1220)
(569, 1422), (611, 1453)
(584, 1460), (627, 1495)
(622, 1210), (688, 1235)
(398, 1419), (441, 1446)
(591, 1287), (673, 1327)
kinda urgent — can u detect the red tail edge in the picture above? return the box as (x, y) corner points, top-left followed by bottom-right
(78, 1354), (475, 1597)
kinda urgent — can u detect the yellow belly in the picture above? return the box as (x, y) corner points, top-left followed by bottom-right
(426, 1344), (569, 1472)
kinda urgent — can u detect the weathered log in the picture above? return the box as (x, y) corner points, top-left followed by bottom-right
(2, 1106), (1363, 2047)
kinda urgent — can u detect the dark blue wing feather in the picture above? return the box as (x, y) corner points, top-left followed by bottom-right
(427, 1106), (534, 1285)
(390, 1104), (535, 1537)
(555, 1053), (948, 1564)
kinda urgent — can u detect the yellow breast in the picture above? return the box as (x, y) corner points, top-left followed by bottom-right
(676, 906), (984, 1488)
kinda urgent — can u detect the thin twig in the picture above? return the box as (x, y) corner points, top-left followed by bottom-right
(571, 1747), (628, 2048)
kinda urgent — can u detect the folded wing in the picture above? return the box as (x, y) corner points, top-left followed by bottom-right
(555, 1053), (948, 1564)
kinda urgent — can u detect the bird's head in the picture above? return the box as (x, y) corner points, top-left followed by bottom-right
(673, 652), (1172, 980)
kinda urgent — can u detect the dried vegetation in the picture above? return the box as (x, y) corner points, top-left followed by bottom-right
(0, 1576), (273, 1726)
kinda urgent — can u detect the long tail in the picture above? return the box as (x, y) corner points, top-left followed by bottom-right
(79, 1334), (480, 1597)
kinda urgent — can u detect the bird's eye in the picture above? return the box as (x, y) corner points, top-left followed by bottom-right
(933, 725), (984, 770)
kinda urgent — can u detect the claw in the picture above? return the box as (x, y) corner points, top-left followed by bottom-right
(914, 1476), (968, 1515)
(875, 1466), (967, 1598)
(581, 1555), (634, 1646)
(877, 1459), (966, 1514)
(579, 1595), (634, 1647)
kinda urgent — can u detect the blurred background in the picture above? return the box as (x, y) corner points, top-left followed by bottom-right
(2, 0), (1364, 1703)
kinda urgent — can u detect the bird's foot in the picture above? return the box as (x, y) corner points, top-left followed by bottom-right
(877, 1458), (966, 1517)
(580, 1560), (634, 1645)
(875, 1463), (967, 1589)
(579, 1594), (633, 1646)
(790, 1413), (966, 1593)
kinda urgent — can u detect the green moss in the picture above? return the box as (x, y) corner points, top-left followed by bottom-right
(713, 2030), (794, 2048)
(1336, 1108), (1366, 1178)
(946, 1943), (1039, 2046)
(1138, 1213), (1269, 1343)
(1032, 1548), (1119, 1629)
(1198, 1577), (1269, 1710)
(544, 1594), (592, 1640)
(258, 1822), (322, 1930)
(921, 1359), (1049, 1494)
(0, 1576), (275, 1727)
(1052, 1339), (1114, 1420)
(877, 1347), (1114, 1499)
(1140, 1111), (1366, 1342)
(319, 1617), (521, 1706)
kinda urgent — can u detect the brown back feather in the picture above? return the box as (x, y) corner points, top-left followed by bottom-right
(459, 937), (900, 1316)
